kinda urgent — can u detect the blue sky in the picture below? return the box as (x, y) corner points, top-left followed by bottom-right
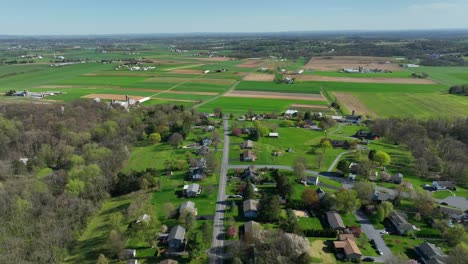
(2, 0), (468, 35)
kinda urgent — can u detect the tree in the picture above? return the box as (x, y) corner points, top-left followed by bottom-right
(232, 128), (242, 137)
(301, 189), (319, 209)
(148, 132), (161, 144)
(377, 201), (393, 222)
(321, 140), (332, 149)
(187, 231), (204, 259)
(108, 230), (125, 257)
(163, 203), (176, 219)
(205, 152), (218, 173)
(334, 189), (361, 214)
(96, 254), (110, 264)
(65, 178), (85, 197)
(214, 107), (223, 118)
(293, 157), (307, 180)
(258, 194), (281, 222)
(368, 149), (377, 161)
(242, 182), (256, 200)
(184, 212), (196, 230)
(413, 189), (435, 217)
(315, 151), (324, 169)
(109, 212), (124, 232)
(448, 242), (468, 264)
(353, 181), (375, 206)
(201, 222), (212, 244)
(227, 225), (238, 238)
(275, 172), (295, 199)
(373, 151), (391, 166)
(336, 160), (350, 174)
(280, 209), (300, 234)
(168, 132), (183, 148)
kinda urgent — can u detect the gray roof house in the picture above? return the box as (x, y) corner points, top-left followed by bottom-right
(244, 220), (261, 243)
(373, 190), (396, 202)
(326, 211), (345, 230)
(392, 173), (403, 184)
(241, 140), (254, 149)
(388, 211), (413, 235)
(316, 188), (326, 200)
(179, 201), (197, 216)
(415, 242), (448, 264)
(186, 183), (201, 197)
(168, 225), (186, 250)
(243, 199), (259, 218)
(433, 181), (456, 190)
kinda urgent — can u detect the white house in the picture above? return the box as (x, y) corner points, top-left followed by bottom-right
(268, 132), (279, 138)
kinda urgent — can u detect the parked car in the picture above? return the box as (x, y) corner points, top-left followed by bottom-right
(380, 230), (389, 235)
(363, 257), (375, 262)
(377, 249), (383, 255)
(228, 195), (242, 199)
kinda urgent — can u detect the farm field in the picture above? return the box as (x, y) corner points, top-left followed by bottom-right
(235, 81), (322, 94)
(296, 75), (437, 84)
(305, 70), (412, 78)
(304, 56), (401, 71)
(408, 66), (468, 85)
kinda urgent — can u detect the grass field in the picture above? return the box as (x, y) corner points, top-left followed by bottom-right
(409, 66), (468, 85)
(236, 81), (322, 94)
(308, 70), (412, 78)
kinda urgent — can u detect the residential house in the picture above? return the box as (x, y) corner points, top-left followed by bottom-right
(189, 157), (206, 170)
(344, 115), (363, 124)
(330, 140), (351, 149)
(392, 173), (404, 184)
(243, 199), (259, 218)
(242, 165), (258, 182)
(201, 138), (212, 147)
(333, 234), (362, 260)
(185, 183), (201, 198)
(168, 225), (186, 250)
(388, 211), (413, 235)
(240, 150), (257, 162)
(159, 259), (178, 264)
(179, 201), (197, 216)
(240, 140), (254, 149)
(196, 146), (209, 156)
(301, 176), (319, 186)
(326, 211), (345, 230)
(190, 168), (206, 181)
(438, 206), (464, 221)
(373, 190), (396, 203)
(268, 132), (279, 138)
(316, 188), (326, 199)
(243, 220), (262, 243)
(415, 242), (448, 264)
(353, 130), (378, 140)
(433, 181), (456, 191)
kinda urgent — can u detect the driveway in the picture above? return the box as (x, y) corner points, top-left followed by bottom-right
(436, 196), (468, 211)
(355, 211), (393, 262)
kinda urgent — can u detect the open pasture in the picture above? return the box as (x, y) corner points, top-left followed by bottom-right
(318, 81), (447, 93)
(296, 75), (437, 84)
(237, 59), (263, 68)
(408, 66), (468, 85)
(82, 93), (145, 100)
(144, 76), (236, 85)
(304, 56), (401, 71)
(225, 90), (327, 101)
(235, 81), (322, 94)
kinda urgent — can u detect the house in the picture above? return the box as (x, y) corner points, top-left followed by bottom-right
(344, 115), (363, 124)
(333, 234), (362, 260)
(388, 211), (413, 235)
(185, 183), (201, 198)
(392, 173), (403, 184)
(201, 138), (212, 147)
(244, 220), (262, 243)
(240, 150), (257, 162)
(179, 201), (197, 216)
(122, 249), (136, 259)
(284, 109), (298, 116)
(354, 130), (378, 140)
(316, 188), (326, 199)
(159, 259), (178, 264)
(168, 225), (186, 250)
(438, 206), (464, 221)
(330, 140), (351, 149)
(243, 199), (259, 218)
(268, 132), (279, 138)
(373, 190), (396, 202)
(326, 211), (345, 230)
(415, 242), (448, 264)
(433, 181), (456, 191)
(189, 157), (207, 170)
(242, 165), (258, 182)
(240, 140), (254, 149)
(190, 168), (206, 181)
(301, 176), (319, 186)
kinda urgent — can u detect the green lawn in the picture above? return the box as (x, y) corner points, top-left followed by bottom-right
(297, 217), (323, 230)
(383, 235), (426, 259)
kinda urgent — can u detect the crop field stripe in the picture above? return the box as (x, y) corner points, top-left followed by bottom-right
(162, 64), (206, 71)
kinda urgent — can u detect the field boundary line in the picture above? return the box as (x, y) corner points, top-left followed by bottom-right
(193, 81), (240, 109)
(149, 81), (190, 97)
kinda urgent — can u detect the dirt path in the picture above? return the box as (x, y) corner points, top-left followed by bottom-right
(243, 73), (275, 81)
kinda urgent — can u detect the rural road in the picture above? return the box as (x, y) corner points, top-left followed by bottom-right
(209, 117), (230, 264)
(327, 150), (356, 172)
(194, 81), (240, 108)
(355, 210), (393, 262)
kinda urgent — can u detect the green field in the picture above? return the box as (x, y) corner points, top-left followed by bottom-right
(308, 70), (412, 78)
(409, 66), (468, 85)
(236, 81), (322, 94)
(354, 92), (468, 118)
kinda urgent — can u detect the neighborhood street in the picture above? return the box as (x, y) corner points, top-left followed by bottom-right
(355, 210), (393, 262)
(209, 117), (230, 264)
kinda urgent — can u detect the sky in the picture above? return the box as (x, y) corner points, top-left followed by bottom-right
(1, 0), (468, 35)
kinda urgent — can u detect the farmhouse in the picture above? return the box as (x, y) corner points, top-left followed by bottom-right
(179, 201), (197, 216)
(240, 140), (254, 149)
(122, 249), (136, 259)
(243, 199), (259, 218)
(168, 225), (186, 250)
(242, 165), (259, 182)
(330, 140), (351, 149)
(344, 115), (363, 124)
(244, 220), (262, 243)
(190, 168), (206, 181)
(333, 234), (362, 260)
(301, 176), (319, 186)
(240, 150), (257, 162)
(326, 211), (345, 230)
(354, 130), (378, 140)
(388, 211), (413, 235)
(433, 181), (456, 190)
(415, 242), (448, 264)
(185, 183), (201, 197)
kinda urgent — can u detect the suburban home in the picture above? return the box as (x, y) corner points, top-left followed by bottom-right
(243, 199), (259, 218)
(179, 201), (197, 216)
(240, 150), (257, 162)
(201, 138), (212, 147)
(243, 220), (262, 243)
(240, 140), (254, 149)
(330, 140), (351, 149)
(438, 206), (464, 221)
(326, 211), (345, 230)
(433, 181), (456, 191)
(168, 225), (186, 250)
(392, 173), (404, 184)
(190, 168), (206, 181)
(268, 132), (279, 138)
(344, 114), (363, 124)
(353, 130), (378, 140)
(316, 188), (326, 199)
(388, 211), (413, 235)
(301, 176), (319, 186)
(333, 234), (362, 260)
(415, 242), (448, 264)
(159, 259), (178, 264)
(373, 190), (396, 202)
(242, 165), (258, 182)
(185, 183), (201, 197)
(189, 157), (206, 170)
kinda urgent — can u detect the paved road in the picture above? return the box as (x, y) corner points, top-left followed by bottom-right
(436, 196), (468, 211)
(209, 117), (230, 264)
(327, 150), (356, 172)
(355, 211), (393, 262)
